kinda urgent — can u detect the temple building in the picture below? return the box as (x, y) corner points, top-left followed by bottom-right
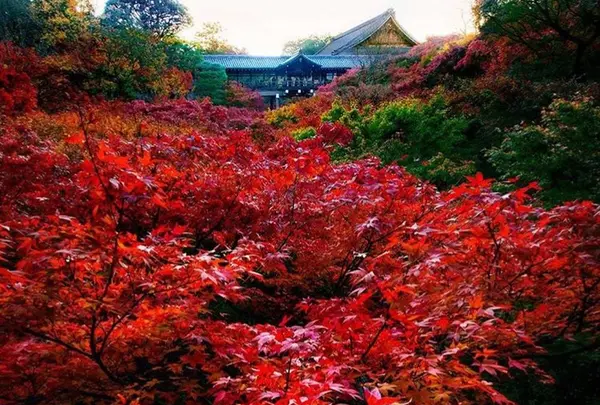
(203, 9), (417, 108)
(315, 8), (417, 55)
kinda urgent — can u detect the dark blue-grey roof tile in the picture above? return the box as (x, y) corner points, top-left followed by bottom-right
(201, 54), (391, 70)
(202, 55), (287, 69)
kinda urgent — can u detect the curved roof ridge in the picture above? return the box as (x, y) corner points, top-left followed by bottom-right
(388, 13), (418, 46)
(280, 53), (303, 65)
(316, 8), (417, 55)
(204, 55), (284, 58)
(331, 11), (396, 54)
(329, 9), (394, 41)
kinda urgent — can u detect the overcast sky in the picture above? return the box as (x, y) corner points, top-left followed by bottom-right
(92, 0), (477, 55)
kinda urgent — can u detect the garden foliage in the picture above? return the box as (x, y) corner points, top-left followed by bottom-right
(0, 99), (599, 405)
(0, 1), (599, 404)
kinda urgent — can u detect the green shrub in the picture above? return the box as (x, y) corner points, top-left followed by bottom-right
(325, 97), (474, 188)
(193, 62), (227, 104)
(291, 127), (317, 141)
(91, 28), (168, 100)
(321, 100), (368, 132)
(364, 97), (468, 154)
(409, 153), (475, 188)
(164, 41), (231, 104)
(488, 98), (600, 204)
(164, 40), (204, 72)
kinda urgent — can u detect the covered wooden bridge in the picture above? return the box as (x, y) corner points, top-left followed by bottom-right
(203, 9), (417, 108)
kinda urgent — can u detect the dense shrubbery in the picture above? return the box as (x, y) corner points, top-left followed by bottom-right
(0, 98), (599, 405)
(475, 0), (600, 77)
(0, 0), (257, 110)
(488, 98), (600, 205)
(0, 42), (39, 115)
(278, 15), (600, 205)
(0, 1), (599, 405)
(322, 97), (474, 188)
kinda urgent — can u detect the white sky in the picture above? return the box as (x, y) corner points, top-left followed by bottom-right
(93, 0), (477, 55)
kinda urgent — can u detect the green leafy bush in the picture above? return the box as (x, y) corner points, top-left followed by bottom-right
(325, 97), (475, 188)
(93, 28), (168, 100)
(364, 97), (468, 153)
(488, 98), (600, 204)
(291, 127), (317, 141)
(192, 62), (227, 104)
(164, 40), (204, 72)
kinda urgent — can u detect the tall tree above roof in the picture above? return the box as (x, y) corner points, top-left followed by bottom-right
(103, 0), (191, 38)
(193, 22), (247, 55)
(282, 35), (333, 55)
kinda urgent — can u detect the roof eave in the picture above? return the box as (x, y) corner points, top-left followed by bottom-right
(278, 53), (322, 69)
(333, 14), (417, 55)
(389, 14), (418, 46)
(316, 9), (418, 55)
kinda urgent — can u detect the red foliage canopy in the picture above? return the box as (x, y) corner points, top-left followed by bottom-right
(0, 101), (598, 405)
(0, 43), (39, 115)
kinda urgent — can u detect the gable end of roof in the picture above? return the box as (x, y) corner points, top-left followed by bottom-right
(316, 9), (417, 55)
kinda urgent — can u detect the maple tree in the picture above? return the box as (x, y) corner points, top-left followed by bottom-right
(1, 2), (599, 403)
(476, 0), (600, 75)
(0, 42), (39, 115)
(0, 96), (598, 404)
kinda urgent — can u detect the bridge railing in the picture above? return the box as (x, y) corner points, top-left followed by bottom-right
(234, 77), (332, 92)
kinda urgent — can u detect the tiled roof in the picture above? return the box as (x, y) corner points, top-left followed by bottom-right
(202, 54), (389, 70)
(316, 9), (417, 55)
(202, 55), (288, 69)
(309, 55), (380, 68)
(202, 9), (415, 70)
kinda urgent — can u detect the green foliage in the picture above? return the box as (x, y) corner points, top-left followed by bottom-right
(92, 31), (229, 103)
(321, 100), (368, 132)
(282, 35), (332, 55)
(408, 153), (476, 188)
(365, 97), (467, 153)
(31, 0), (95, 50)
(0, 0), (229, 103)
(93, 28), (168, 99)
(325, 97), (475, 188)
(163, 39), (222, 100)
(476, 0), (600, 76)
(164, 40), (204, 72)
(0, 0), (41, 47)
(103, 0), (191, 39)
(291, 127), (317, 141)
(488, 98), (600, 204)
(193, 62), (228, 104)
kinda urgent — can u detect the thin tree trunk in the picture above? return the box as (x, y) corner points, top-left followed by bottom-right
(573, 43), (586, 78)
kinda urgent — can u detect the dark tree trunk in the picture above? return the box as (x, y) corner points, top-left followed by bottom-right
(573, 43), (587, 78)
